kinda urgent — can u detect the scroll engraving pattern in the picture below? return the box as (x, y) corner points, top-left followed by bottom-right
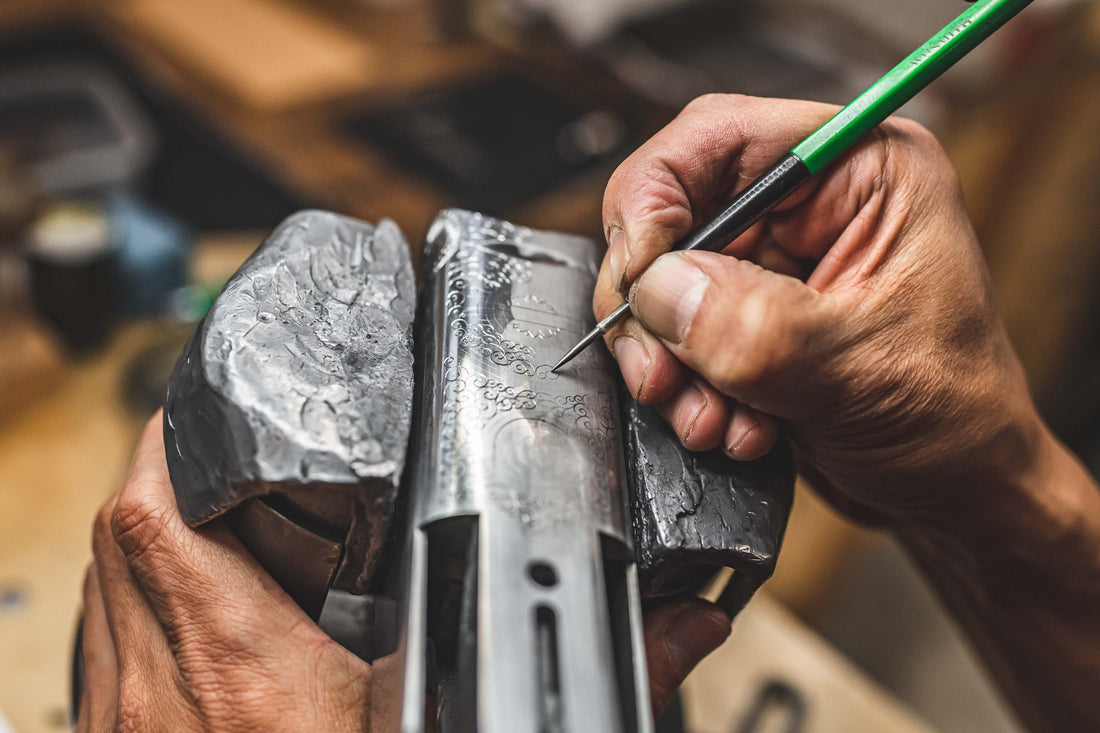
(433, 212), (619, 526)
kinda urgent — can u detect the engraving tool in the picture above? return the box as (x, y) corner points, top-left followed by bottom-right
(552, 0), (1034, 373)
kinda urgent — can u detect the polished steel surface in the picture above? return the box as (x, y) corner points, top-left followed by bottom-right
(400, 209), (653, 733)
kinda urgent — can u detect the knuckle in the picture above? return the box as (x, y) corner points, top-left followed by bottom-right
(683, 92), (742, 115)
(115, 674), (152, 733)
(110, 485), (174, 566)
(882, 117), (956, 182)
(709, 285), (792, 396)
(885, 114), (934, 143)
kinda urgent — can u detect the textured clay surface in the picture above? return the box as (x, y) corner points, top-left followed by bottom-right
(164, 210), (415, 593)
(624, 400), (795, 603)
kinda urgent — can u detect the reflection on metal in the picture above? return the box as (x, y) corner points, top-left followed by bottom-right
(399, 209), (653, 733)
(157, 207), (795, 731)
(164, 210), (416, 617)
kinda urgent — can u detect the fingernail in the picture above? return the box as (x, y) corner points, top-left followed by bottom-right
(664, 603), (731, 675)
(613, 336), (650, 399)
(725, 404), (760, 457)
(629, 254), (709, 343)
(608, 226), (629, 293)
(679, 383), (708, 442)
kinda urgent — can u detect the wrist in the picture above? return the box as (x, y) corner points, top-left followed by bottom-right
(901, 413), (1100, 601)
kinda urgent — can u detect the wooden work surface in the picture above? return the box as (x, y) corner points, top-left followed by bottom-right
(0, 324), (153, 731)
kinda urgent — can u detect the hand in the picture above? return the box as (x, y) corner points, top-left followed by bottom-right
(595, 93), (1045, 528)
(78, 414), (727, 729)
(77, 414), (376, 731)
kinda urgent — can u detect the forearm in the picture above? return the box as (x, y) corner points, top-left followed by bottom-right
(898, 423), (1100, 733)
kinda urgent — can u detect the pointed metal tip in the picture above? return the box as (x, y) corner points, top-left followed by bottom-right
(551, 326), (604, 373)
(552, 301), (634, 374)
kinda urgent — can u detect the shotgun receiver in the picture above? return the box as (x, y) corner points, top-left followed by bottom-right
(159, 209), (794, 732)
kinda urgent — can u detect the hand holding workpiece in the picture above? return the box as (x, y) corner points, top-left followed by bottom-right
(596, 93), (1100, 731)
(77, 416), (728, 730)
(597, 93), (1038, 520)
(77, 415), (377, 732)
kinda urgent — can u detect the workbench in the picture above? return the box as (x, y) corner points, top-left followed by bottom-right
(1, 0), (1097, 730)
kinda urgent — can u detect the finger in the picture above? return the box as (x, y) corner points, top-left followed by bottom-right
(594, 259), (686, 404)
(643, 597), (731, 718)
(629, 251), (836, 417)
(92, 492), (177, 679)
(610, 322), (686, 405)
(602, 94), (841, 293)
(79, 565), (118, 732)
(656, 377), (729, 452)
(746, 236), (814, 281)
(110, 413), (313, 646)
(723, 404), (779, 461)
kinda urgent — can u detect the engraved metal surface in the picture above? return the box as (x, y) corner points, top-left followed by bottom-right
(400, 209), (653, 733)
(164, 210), (416, 610)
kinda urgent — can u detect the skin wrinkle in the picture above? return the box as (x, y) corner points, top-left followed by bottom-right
(598, 89), (1100, 730)
(801, 152), (893, 293)
(668, 95), (748, 190)
(627, 167), (693, 231)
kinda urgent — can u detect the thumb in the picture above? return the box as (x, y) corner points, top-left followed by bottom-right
(629, 250), (834, 415)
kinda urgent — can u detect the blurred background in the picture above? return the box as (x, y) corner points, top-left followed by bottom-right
(0, 0), (1097, 731)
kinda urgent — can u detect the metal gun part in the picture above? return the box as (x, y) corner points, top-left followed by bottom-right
(398, 208), (653, 733)
(163, 210), (416, 618)
(156, 207), (795, 732)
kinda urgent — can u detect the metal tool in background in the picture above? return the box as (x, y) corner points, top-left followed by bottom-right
(553, 0), (1037, 371)
(735, 680), (807, 733)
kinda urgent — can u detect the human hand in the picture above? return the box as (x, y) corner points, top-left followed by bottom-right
(77, 415), (727, 729)
(76, 414), (376, 731)
(595, 93), (1045, 527)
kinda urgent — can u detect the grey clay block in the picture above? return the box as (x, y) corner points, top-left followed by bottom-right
(164, 210), (416, 597)
(624, 400), (795, 609)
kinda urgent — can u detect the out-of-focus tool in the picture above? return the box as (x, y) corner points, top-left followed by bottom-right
(552, 0), (1036, 372)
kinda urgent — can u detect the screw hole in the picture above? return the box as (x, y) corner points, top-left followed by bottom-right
(528, 562), (558, 588)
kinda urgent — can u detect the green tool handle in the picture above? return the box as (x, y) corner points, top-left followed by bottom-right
(793, 0), (1034, 174)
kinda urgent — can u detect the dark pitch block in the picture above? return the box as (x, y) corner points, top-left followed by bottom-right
(624, 401), (795, 616)
(164, 210), (416, 616)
